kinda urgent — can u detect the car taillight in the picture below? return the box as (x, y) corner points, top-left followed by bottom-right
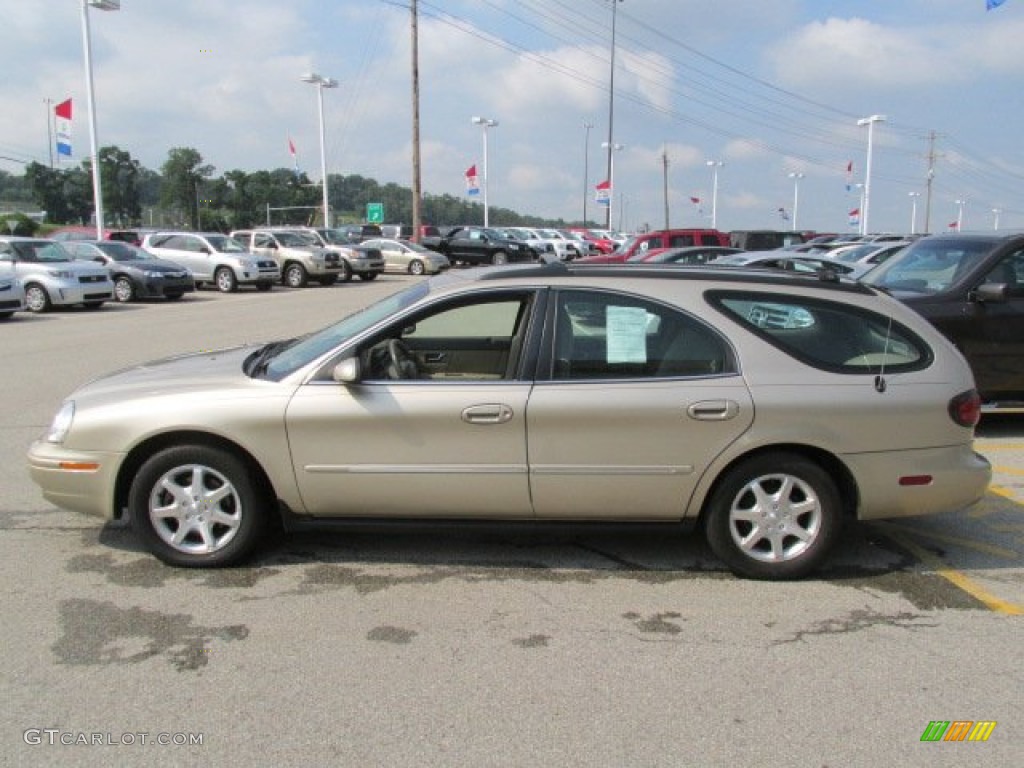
(949, 389), (982, 428)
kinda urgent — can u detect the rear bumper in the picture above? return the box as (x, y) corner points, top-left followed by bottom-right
(847, 444), (992, 520)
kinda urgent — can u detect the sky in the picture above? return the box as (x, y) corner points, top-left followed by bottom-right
(2, 0), (1023, 234)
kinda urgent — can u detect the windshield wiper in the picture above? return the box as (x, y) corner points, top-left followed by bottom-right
(245, 338), (296, 377)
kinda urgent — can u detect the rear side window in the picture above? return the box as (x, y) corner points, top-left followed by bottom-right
(710, 291), (931, 373)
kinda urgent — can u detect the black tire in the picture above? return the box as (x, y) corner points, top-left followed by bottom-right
(318, 275), (339, 286)
(358, 272), (379, 281)
(256, 282), (274, 292)
(0, 311), (13, 321)
(492, 251), (508, 265)
(408, 259), (426, 276)
(338, 261), (353, 283)
(215, 267), (238, 293)
(128, 444), (269, 567)
(283, 262), (308, 288)
(114, 276), (136, 303)
(703, 452), (842, 580)
(24, 283), (51, 313)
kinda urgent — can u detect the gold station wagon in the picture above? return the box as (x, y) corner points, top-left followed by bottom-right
(27, 263), (991, 579)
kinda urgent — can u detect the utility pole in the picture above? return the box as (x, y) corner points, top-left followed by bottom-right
(410, 0), (422, 242)
(923, 130), (940, 235)
(661, 146), (670, 230)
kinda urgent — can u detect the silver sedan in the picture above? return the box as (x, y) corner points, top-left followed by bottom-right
(362, 238), (450, 275)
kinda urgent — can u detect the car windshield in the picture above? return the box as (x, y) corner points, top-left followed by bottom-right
(260, 276), (456, 380)
(862, 238), (995, 295)
(11, 240), (73, 263)
(97, 242), (152, 261)
(206, 235), (247, 253)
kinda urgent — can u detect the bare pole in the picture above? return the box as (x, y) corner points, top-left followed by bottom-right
(604, 0), (621, 230)
(662, 146), (669, 230)
(582, 121), (592, 225)
(44, 98), (54, 168)
(410, 0), (422, 242)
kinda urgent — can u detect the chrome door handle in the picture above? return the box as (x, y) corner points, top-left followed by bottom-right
(687, 400), (739, 421)
(462, 404), (514, 424)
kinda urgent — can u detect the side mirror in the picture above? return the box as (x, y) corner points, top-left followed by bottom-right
(972, 283), (1008, 304)
(332, 357), (361, 384)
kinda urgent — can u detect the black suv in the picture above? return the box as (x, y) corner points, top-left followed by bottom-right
(863, 232), (1024, 405)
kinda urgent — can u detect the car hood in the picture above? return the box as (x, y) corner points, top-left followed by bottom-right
(128, 258), (191, 273)
(70, 344), (264, 405)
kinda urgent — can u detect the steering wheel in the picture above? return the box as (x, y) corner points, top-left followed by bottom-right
(387, 339), (419, 380)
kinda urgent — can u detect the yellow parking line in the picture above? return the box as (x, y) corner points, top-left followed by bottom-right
(879, 521), (1020, 560)
(991, 466), (1024, 477)
(879, 528), (1024, 615)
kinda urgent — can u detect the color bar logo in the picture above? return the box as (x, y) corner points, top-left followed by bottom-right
(920, 721), (997, 742)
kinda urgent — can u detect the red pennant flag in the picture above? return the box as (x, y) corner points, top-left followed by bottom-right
(55, 99), (72, 120)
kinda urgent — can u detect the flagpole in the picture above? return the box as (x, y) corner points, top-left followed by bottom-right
(44, 98), (54, 168)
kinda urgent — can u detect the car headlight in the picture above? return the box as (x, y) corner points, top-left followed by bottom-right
(47, 401), (75, 444)
(47, 270), (75, 279)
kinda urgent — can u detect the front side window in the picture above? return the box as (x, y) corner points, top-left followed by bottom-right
(711, 291), (931, 373)
(359, 294), (533, 381)
(552, 290), (734, 380)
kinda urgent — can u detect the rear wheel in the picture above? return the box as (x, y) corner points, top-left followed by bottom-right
(114, 276), (136, 303)
(408, 259), (426, 275)
(283, 262), (308, 288)
(492, 251), (508, 265)
(128, 444), (269, 567)
(703, 452), (842, 580)
(24, 283), (51, 313)
(215, 267), (238, 293)
(318, 275), (339, 286)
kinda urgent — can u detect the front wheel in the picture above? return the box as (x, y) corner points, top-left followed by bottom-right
(283, 262), (308, 288)
(338, 261), (353, 283)
(408, 259), (426, 276)
(24, 283), (51, 313)
(215, 267), (238, 293)
(128, 445), (270, 567)
(114, 276), (136, 303)
(703, 453), (842, 580)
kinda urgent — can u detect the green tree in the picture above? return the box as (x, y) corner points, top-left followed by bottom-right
(96, 145), (143, 225)
(160, 147), (214, 229)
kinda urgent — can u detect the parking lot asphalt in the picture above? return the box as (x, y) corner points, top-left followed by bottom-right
(1, 278), (1021, 767)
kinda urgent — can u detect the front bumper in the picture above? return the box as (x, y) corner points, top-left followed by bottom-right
(27, 440), (124, 520)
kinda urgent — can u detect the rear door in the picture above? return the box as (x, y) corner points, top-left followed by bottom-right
(527, 289), (754, 519)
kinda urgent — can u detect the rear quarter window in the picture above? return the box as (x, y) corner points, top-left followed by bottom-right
(709, 291), (932, 373)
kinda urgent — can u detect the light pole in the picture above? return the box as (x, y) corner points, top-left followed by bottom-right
(787, 172), (804, 232)
(857, 114), (886, 236)
(706, 160), (723, 229)
(604, 0), (623, 230)
(908, 192), (921, 234)
(300, 72), (338, 227)
(601, 141), (624, 232)
(471, 116), (498, 227)
(582, 121), (593, 225)
(81, 0), (120, 238)
(955, 198), (966, 231)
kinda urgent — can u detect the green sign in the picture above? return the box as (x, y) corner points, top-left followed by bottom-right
(366, 203), (384, 224)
